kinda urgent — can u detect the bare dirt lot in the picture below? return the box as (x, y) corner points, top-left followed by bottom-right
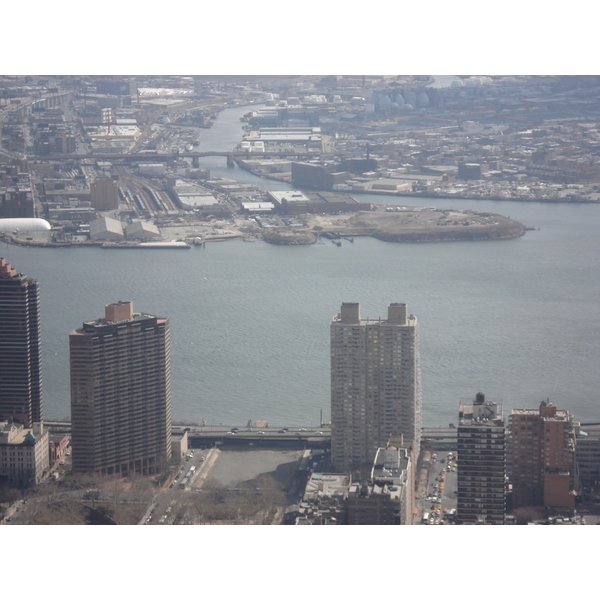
(206, 449), (303, 487)
(304, 208), (527, 243)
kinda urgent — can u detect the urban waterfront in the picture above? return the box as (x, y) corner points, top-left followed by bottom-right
(2, 102), (599, 428)
(3, 196), (599, 428)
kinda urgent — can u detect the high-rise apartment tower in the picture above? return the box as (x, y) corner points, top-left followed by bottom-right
(457, 392), (506, 524)
(0, 258), (42, 427)
(330, 302), (421, 473)
(510, 401), (576, 514)
(70, 301), (171, 476)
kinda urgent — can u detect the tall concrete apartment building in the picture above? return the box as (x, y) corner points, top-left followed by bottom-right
(0, 258), (42, 427)
(510, 401), (576, 514)
(70, 301), (172, 476)
(330, 302), (421, 473)
(457, 393), (505, 525)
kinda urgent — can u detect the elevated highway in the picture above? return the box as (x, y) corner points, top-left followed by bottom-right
(42, 420), (332, 450)
(43, 421), (453, 449)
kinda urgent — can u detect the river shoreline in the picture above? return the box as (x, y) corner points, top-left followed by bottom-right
(1, 206), (528, 248)
(233, 159), (600, 204)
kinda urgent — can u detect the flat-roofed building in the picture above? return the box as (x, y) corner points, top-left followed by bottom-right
(576, 424), (600, 490)
(510, 401), (577, 514)
(0, 259), (42, 427)
(298, 472), (350, 525)
(267, 189), (362, 215)
(457, 393), (505, 525)
(347, 445), (413, 524)
(331, 302), (421, 474)
(70, 301), (171, 476)
(244, 127), (322, 148)
(291, 162), (348, 190)
(267, 190), (311, 213)
(241, 202), (275, 214)
(90, 178), (119, 210)
(138, 164), (166, 177)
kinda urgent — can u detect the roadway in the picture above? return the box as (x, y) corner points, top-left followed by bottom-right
(415, 451), (458, 524)
(172, 424), (330, 445)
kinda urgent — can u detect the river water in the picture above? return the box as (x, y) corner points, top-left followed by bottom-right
(3, 103), (599, 428)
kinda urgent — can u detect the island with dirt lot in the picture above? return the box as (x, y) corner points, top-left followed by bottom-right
(0, 207), (529, 249)
(244, 208), (529, 246)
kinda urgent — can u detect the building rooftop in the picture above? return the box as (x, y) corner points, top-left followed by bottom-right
(303, 472), (351, 502)
(371, 447), (409, 484)
(0, 421), (43, 445)
(459, 393), (503, 426)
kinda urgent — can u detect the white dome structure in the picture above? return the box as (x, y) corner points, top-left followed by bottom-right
(0, 218), (51, 232)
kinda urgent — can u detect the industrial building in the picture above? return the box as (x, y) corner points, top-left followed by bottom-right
(0, 218), (51, 232)
(170, 181), (219, 210)
(125, 220), (161, 240)
(70, 301), (172, 476)
(90, 177), (119, 210)
(0, 259), (43, 427)
(243, 127), (322, 148)
(290, 162), (349, 190)
(330, 302), (421, 474)
(89, 216), (125, 241)
(266, 189), (363, 215)
(457, 393), (506, 525)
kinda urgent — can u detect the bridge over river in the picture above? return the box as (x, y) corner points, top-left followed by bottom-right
(41, 149), (320, 167)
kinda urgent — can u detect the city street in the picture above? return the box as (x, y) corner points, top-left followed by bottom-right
(415, 451), (458, 524)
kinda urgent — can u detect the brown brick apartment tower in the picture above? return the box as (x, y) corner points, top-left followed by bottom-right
(0, 258), (42, 427)
(70, 301), (171, 476)
(510, 401), (576, 514)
